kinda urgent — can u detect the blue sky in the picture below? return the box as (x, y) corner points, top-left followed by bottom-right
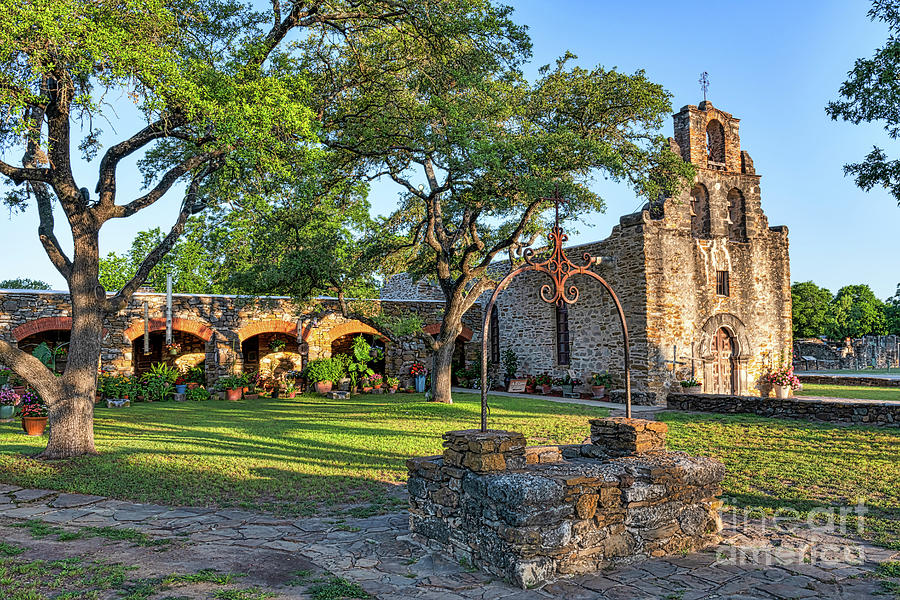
(1, 0), (898, 298)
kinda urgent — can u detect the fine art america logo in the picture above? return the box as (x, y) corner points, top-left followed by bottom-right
(714, 500), (872, 567)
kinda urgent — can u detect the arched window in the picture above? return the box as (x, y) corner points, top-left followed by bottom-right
(727, 188), (747, 242)
(706, 119), (726, 165)
(489, 309), (500, 364)
(555, 302), (570, 366)
(690, 184), (711, 238)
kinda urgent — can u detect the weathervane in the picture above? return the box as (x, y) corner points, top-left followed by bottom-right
(699, 71), (709, 102)
(479, 186), (633, 430)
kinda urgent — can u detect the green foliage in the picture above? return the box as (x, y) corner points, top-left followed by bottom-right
(142, 363), (179, 385)
(343, 336), (381, 391)
(307, 576), (370, 600)
(502, 348), (518, 377)
(887, 284), (900, 335)
(184, 366), (205, 385)
(303, 358), (345, 384)
(828, 284), (888, 338)
(0, 278), (51, 290)
(185, 387), (211, 402)
(217, 375), (245, 391)
(826, 1), (900, 204)
(791, 281), (835, 338)
(99, 220), (225, 294)
(31, 340), (67, 373)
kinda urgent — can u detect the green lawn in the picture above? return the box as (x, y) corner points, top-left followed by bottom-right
(0, 393), (606, 515)
(797, 383), (900, 402)
(1, 395), (897, 549)
(800, 368), (900, 375)
(659, 411), (899, 549)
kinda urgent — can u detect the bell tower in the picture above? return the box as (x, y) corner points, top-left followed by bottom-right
(672, 101), (755, 175)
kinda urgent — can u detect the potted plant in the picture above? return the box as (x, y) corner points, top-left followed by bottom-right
(20, 389), (48, 436)
(218, 375), (245, 401)
(281, 379), (297, 399)
(268, 338), (287, 352)
(0, 387), (19, 420)
(185, 366), (205, 389)
(410, 362), (427, 393)
(590, 372), (613, 398)
(304, 358), (343, 394)
(369, 373), (383, 390)
(763, 362), (800, 399)
(174, 376), (187, 395)
(557, 374), (582, 396)
(185, 386), (211, 402)
(501, 348), (518, 390)
(165, 341), (182, 356)
(524, 375), (536, 394)
(9, 372), (25, 398)
(535, 373), (553, 395)
(679, 376), (703, 394)
(385, 376), (399, 393)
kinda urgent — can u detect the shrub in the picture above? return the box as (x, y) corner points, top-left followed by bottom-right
(184, 366), (205, 384)
(304, 358), (345, 383)
(218, 375), (245, 390)
(142, 362), (179, 385)
(185, 387), (211, 402)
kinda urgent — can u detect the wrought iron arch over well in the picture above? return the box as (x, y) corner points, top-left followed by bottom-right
(479, 192), (633, 431)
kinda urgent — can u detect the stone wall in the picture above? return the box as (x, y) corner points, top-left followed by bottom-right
(0, 290), (472, 386)
(794, 336), (900, 370)
(667, 392), (899, 427)
(407, 420), (724, 588)
(796, 374), (900, 388)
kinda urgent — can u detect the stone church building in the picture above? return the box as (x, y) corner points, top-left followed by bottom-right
(0, 100), (791, 403)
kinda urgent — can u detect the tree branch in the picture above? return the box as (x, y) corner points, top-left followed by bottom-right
(109, 152), (218, 219)
(0, 340), (63, 409)
(106, 169), (210, 311)
(0, 160), (51, 184)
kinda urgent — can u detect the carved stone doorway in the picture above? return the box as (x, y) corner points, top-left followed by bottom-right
(711, 328), (736, 394)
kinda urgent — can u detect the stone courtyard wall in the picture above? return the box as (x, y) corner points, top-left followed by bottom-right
(667, 391), (899, 427)
(0, 290), (474, 386)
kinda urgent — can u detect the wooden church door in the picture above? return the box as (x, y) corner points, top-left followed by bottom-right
(711, 328), (736, 394)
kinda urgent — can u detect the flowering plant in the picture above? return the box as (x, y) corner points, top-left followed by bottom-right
(174, 376), (186, 385)
(165, 342), (182, 353)
(679, 376), (702, 388)
(762, 352), (801, 390)
(0, 387), (19, 406)
(590, 372), (613, 387)
(535, 373), (553, 386)
(554, 373), (582, 386)
(385, 376), (399, 388)
(21, 400), (48, 417)
(369, 373), (383, 385)
(409, 362), (427, 376)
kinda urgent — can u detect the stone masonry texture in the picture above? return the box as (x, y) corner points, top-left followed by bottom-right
(407, 419), (725, 588)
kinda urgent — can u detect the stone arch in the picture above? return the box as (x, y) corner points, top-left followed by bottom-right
(236, 319), (298, 342)
(698, 313), (751, 395)
(689, 183), (711, 238)
(422, 323), (474, 342)
(326, 320), (388, 344)
(726, 187), (747, 242)
(123, 317), (214, 342)
(12, 316), (72, 342)
(706, 119), (726, 164)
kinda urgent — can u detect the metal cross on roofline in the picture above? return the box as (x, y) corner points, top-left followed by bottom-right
(699, 72), (710, 102)
(479, 187), (633, 431)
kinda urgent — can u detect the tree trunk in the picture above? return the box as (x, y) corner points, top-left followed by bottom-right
(430, 338), (456, 404)
(39, 227), (103, 458)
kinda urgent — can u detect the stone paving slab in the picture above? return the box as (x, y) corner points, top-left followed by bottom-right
(0, 486), (895, 599)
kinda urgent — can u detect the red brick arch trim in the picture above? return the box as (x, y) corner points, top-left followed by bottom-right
(422, 323), (473, 342)
(123, 317), (213, 342)
(12, 317), (73, 342)
(327, 320), (388, 344)
(236, 319), (298, 342)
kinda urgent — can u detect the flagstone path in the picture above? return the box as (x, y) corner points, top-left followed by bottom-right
(0, 484), (895, 599)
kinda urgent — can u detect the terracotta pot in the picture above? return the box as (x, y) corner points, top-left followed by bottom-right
(225, 388), (243, 401)
(187, 382), (200, 390)
(773, 385), (791, 399)
(362, 387), (373, 393)
(23, 416), (47, 436)
(525, 386), (536, 394)
(285, 391), (297, 399)
(390, 386), (398, 394)
(591, 385), (606, 398)
(374, 384), (382, 390)
(315, 381), (333, 394)
(541, 384), (552, 394)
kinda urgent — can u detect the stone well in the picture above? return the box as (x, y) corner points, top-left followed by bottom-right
(407, 418), (725, 588)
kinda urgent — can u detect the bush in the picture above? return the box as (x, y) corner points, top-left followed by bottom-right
(304, 358), (345, 383)
(185, 387), (211, 402)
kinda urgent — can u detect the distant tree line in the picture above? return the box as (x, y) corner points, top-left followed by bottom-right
(792, 281), (900, 339)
